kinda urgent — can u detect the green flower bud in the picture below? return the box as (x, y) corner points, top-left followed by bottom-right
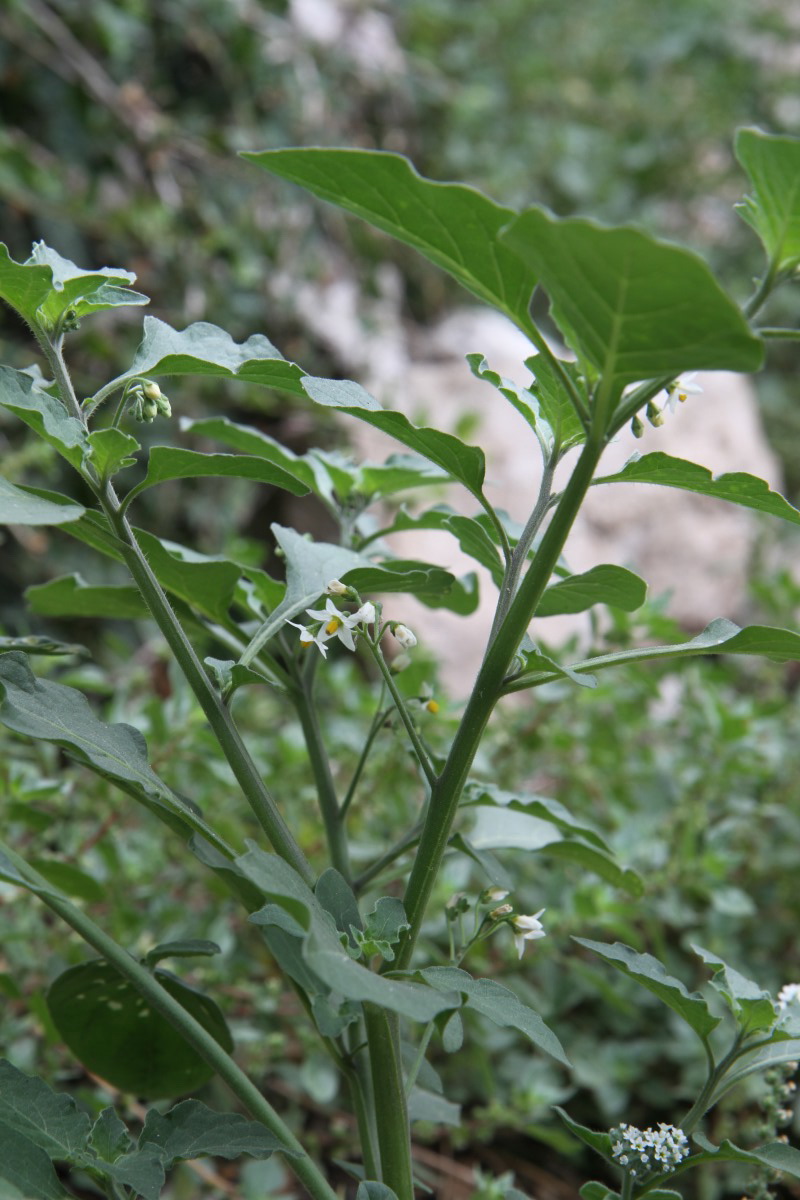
(631, 415), (645, 439)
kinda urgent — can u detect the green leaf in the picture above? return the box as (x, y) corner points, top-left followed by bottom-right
(537, 564), (647, 617)
(419, 966), (569, 1066)
(463, 782), (609, 850)
(580, 1185), (619, 1200)
(27, 575), (148, 620)
(526, 355), (587, 454)
(102, 316), (308, 397)
(709, 1038), (800, 1105)
(499, 209), (763, 396)
(692, 945), (776, 1034)
(87, 429), (140, 479)
(138, 1099), (297, 1165)
(0, 1059), (92, 1162)
(0, 652), (232, 856)
(692, 1133), (800, 1180)
(90, 1108), (133, 1162)
(123, 446), (309, 508)
(356, 1184), (400, 1200)
(467, 807), (640, 894)
(47, 961), (233, 1099)
(180, 416), (319, 489)
(554, 1107), (613, 1159)
(315, 868), (363, 943)
(244, 148), (538, 330)
(0, 365), (88, 470)
(240, 845), (459, 1023)
(300, 377), (487, 501)
(102, 1148), (165, 1200)
(0, 478), (84, 526)
(0, 241), (147, 329)
(407, 1086), (461, 1127)
(573, 939), (720, 1040)
(0, 635), (87, 657)
(0, 1123), (71, 1199)
(134, 531), (245, 624)
(595, 451), (800, 526)
(356, 898), (411, 962)
(143, 940), (221, 968)
(378, 505), (505, 587)
(735, 128), (800, 271)
(513, 642), (598, 689)
(28, 859), (104, 903)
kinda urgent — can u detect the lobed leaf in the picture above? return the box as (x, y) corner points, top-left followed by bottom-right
(0, 1123), (70, 1199)
(595, 451), (800, 526)
(138, 1099), (297, 1164)
(735, 127), (800, 271)
(573, 939), (720, 1040)
(692, 945), (776, 1034)
(0, 1059), (91, 1163)
(0, 365), (88, 470)
(244, 147), (538, 330)
(0, 241), (147, 329)
(500, 209), (763, 397)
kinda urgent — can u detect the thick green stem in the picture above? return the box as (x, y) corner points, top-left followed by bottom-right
(363, 1004), (414, 1199)
(97, 484), (314, 887)
(395, 432), (607, 970)
(291, 679), (352, 881)
(1, 847), (337, 1200)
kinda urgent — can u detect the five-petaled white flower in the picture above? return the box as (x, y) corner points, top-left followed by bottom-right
(512, 909), (546, 958)
(664, 372), (703, 414)
(305, 598), (358, 651)
(287, 622), (330, 657)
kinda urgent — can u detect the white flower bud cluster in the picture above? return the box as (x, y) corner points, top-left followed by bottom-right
(777, 983), (800, 1013)
(611, 1123), (689, 1177)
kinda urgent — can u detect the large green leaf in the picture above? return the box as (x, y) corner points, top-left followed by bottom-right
(0, 634), (87, 657)
(301, 376), (487, 502)
(0, 478), (84, 526)
(47, 961), (233, 1099)
(0, 652), (232, 855)
(505, 618), (800, 693)
(499, 209), (762, 395)
(0, 241), (147, 329)
(692, 1133), (800, 1181)
(418, 967), (569, 1066)
(467, 808), (641, 895)
(239, 844), (459, 1023)
(0, 365), (89, 470)
(537, 564), (646, 617)
(138, 1099), (297, 1164)
(463, 782), (610, 850)
(27, 575), (147, 620)
(371, 505), (505, 586)
(466, 352), (586, 461)
(122, 446), (310, 508)
(595, 451), (800, 525)
(100, 317), (308, 399)
(573, 939), (720, 1040)
(0, 1123), (70, 1199)
(244, 148), (538, 330)
(0, 1060), (91, 1162)
(735, 127), (800, 272)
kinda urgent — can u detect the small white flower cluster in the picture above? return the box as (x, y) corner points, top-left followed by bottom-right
(611, 1122), (689, 1177)
(288, 580), (417, 660)
(479, 890), (546, 959)
(776, 983), (800, 1013)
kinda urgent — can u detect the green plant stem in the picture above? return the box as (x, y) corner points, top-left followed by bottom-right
(680, 1037), (744, 1134)
(363, 1003), (414, 1198)
(489, 458), (555, 642)
(404, 1021), (435, 1096)
(0, 846), (337, 1200)
(758, 326), (800, 340)
(96, 482), (314, 886)
(344, 1030), (381, 1182)
(395, 430), (607, 971)
(291, 675), (352, 882)
(368, 640), (437, 788)
(34, 330), (86, 424)
(340, 690), (388, 820)
(743, 260), (780, 319)
(521, 315), (591, 426)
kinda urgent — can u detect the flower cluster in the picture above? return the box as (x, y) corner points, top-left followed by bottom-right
(288, 580), (418, 660)
(129, 379), (171, 422)
(610, 1122), (689, 1177)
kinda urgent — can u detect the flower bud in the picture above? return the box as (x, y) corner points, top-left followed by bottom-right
(354, 602), (376, 625)
(490, 903), (513, 920)
(142, 381), (162, 401)
(631, 415), (645, 439)
(391, 652), (412, 673)
(484, 887), (510, 903)
(393, 623), (417, 650)
(326, 579), (349, 596)
(646, 400), (664, 428)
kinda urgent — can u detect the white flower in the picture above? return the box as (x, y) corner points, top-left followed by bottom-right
(354, 601), (376, 626)
(305, 598), (357, 651)
(512, 909), (546, 958)
(485, 887), (510, 903)
(393, 623), (417, 650)
(287, 621), (329, 657)
(777, 983), (800, 1013)
(610, 1122), (688, 1174)
(664, 372), (703, 414)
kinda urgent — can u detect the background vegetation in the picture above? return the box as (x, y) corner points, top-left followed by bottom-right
(2, 2), (800, 1197)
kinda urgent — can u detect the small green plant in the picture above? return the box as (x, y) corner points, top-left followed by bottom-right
(2, 128), (800, 1199)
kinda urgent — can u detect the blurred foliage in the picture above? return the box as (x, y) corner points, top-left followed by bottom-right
(3, 3), (800, 1197)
